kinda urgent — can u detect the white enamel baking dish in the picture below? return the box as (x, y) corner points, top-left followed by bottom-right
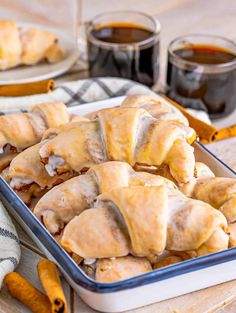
(1, 96), (236, 313)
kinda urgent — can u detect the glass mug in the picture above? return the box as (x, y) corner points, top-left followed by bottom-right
(87, 11), (161, 87)
(166, 34), (236, 119)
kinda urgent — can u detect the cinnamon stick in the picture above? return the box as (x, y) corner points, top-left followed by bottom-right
(4, 272), (51, 313)
(212, 124), (236, 142)
(164, 95), (218, 143)
(37, 259), (68, 313)
(0, 79), (54, 97)
(165, 96), (236, 143)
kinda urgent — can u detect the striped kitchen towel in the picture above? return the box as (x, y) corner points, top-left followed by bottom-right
(0, 202), (21, 286)
(0, 77), (210, 124)
(0, 77), (154, 113)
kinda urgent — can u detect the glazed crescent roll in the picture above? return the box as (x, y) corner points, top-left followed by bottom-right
(42, 117), (90, 141)
(0, 102), (68, 170)
(34, 161), (176, 235)
(120, 94), (189, 125)
(0, 20), (22, 70)
(61, 185), (228, 259)
(87, 94), (188, 125)
(40, 104), (196, 183)
(41, 120), (107, 176)
(0, 113), (37, 152)
(31, 102), (69, 129)
(34, 174), (98, 234)
(159, 163), (236, 248)
(190, 176), (236, 247)
(8, 142), (73, 205)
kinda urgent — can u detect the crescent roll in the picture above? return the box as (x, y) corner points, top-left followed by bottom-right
(0, 20), (22, 70)
(190, 176), (236, 247)
(0, 20), (64, 70)
(34, 161), (176, 235)
(61, 185), (228, 259)
(31, 102), (68, 129)
(87, 94), (188, 125)
(40, 120), (107, 176)
(0, 102), (68, 170)
(21, 29), (64, 65)
(40, 105), (196, 183)
(42, 117), (90, 141)
(8, 142), (73, 205)
(120, 94), (189, 125)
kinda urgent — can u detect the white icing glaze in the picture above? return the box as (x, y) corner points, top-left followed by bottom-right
(10, 176), (33, 189)
(41, 210), (63, 234)
(83, 258), (97, 265)
(45, 155), (65, 176)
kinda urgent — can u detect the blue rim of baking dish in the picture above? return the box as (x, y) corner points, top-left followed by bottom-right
(1, 142), (236, 294)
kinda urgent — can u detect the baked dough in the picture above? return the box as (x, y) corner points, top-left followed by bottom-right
(34, 161), (176, 235)
(8, 142), (73, 205)
(0, 20), (64, 70)
(60, 174), (228, 258)
(40, 102), (196, 183)
(0, 102), (68, 171)
(21, 29), (64, 65)
(0, 20), (22, 70)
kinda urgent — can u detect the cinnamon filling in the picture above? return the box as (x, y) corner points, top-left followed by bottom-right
(14, 182), (34, 192)
(40, 212), (64, 236)
(0, 143), (17, 155)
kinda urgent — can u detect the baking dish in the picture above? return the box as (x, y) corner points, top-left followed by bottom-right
(1, 96), (236, 313)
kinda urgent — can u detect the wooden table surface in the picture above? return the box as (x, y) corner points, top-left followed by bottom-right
(1, 1), (236, 312)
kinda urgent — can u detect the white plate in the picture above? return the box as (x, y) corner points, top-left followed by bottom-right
(0, 22), (79, 85)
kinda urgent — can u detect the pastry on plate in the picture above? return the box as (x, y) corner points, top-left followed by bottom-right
(0, 19), (65, 70)
(21, 29), (64, 65)
(0, 20), (22, 70)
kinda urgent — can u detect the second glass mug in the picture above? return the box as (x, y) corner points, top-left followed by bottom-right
(166, 34), (236, 118)
(86, 11), (161, 87)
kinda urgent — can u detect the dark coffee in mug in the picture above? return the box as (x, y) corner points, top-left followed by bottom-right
(88, 23), (159, 87)
(87, 12), (160, 87)
(167, 36), (236, 119)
